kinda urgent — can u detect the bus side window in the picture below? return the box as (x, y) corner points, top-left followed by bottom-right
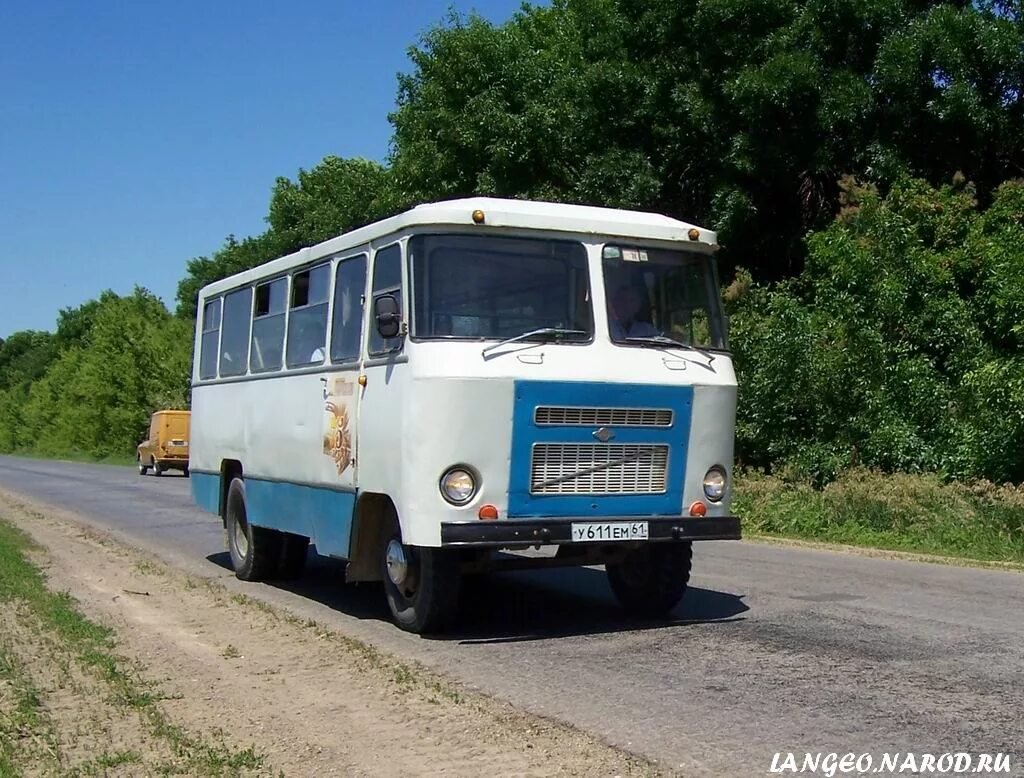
(219, 287), (253, 378)
(368, 244), (402, 355)
(331, 254), (367, 363)
(199, 298), (221, 379)
(286, 264), (330, 367)
(250, 277), (287, 373)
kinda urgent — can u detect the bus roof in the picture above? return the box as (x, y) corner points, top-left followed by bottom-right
(199, 197), (717, 298)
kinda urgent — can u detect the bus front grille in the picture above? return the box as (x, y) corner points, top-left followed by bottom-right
(529, 443), (669, 495)
(534, 406), (673, 428)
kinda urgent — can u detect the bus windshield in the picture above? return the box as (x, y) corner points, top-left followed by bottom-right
(602, 245), (727, 350)
(410, 234), (592, 341)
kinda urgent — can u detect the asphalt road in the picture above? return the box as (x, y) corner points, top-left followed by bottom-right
(1, 455), (1021, 776)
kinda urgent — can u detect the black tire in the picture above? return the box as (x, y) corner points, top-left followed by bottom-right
(224, 478), (281, 581)
(607, 542), (692, 617)
(151, 457), (163, 477)
(183, 466), (190, 478)
(278, 533), (309, 579)
(382, 523), (461, 634)
(137, 456), (147, 476)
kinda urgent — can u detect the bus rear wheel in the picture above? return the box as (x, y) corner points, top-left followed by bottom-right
(606, 542), (692, 617)
(225, 478), (280, 581)
(382, 529), (461, 634)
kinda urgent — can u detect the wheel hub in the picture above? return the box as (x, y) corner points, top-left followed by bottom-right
(233, 514), (249, 558)
(385, 539), (409, 587)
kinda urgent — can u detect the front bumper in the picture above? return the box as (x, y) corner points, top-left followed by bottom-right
(440, 515), (741, 548)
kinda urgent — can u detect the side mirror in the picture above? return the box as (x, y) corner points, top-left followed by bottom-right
(374, 294), (402, 339)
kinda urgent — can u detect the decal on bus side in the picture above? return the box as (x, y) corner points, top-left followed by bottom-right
(323, 377), (354, 476)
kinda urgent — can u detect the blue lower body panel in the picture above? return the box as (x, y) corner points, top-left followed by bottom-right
(190, 471), (356, 559)
(245, 478), (357, 559)
(190, 471), (220, 515)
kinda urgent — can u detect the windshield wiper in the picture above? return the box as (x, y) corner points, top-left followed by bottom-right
(481, 327), (587, 357)
(624, 336), (716, 363)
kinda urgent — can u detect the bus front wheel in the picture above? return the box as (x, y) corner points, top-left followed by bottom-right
(606, 542), (692, 617)
(225, 478), (279, 581)
(382, 530), (461, 634)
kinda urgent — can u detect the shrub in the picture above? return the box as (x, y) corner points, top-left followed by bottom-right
(730, 177), (1024, 483)
(735, 469), (1024, 562)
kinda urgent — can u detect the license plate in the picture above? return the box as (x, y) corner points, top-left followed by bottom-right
(570, 521), (649, 542)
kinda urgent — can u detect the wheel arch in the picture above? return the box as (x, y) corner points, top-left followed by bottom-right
(345, 491), (397, 583)
(218, 459), (243, 525)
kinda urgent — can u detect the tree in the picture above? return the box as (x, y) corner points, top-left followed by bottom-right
(0, 330), (56, 391)
(176, 156), (395, 319)
(5, 289), (191, 458)
(729, 176), (1024, 483)
(389, 0), (1024, 280)
(176, 232), (283, 320)
(268, 156), (394, 252)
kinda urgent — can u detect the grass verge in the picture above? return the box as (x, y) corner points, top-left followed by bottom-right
(0, 639), (59, 775)
(0, 496), (658, 778)
(0, 516), (267, 777)
(4, 450), (136, 468)
(735, 468), (1024, 564)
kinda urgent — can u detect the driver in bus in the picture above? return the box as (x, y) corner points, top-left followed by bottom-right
(608, 285), (660, 340)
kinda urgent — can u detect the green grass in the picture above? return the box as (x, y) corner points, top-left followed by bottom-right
(66, 750), (143, 777)
(0, 517), (267, 776)
(4, 449), (137, 468)
(735, 469), (1024, 564)
(0, 642), (60, 776)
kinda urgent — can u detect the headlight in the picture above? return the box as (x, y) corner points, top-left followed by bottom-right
(703, 466), (727, 502)
(440, 467), (476, 505)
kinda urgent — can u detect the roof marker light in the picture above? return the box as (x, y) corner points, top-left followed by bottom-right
(472, 209), (486, 224)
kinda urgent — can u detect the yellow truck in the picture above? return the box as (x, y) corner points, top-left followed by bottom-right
(137, 410), (191, 476)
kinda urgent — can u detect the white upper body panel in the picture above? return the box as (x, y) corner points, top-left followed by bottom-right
(197, 197), (717, 301)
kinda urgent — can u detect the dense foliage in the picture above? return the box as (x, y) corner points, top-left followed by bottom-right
(735, 468), (1024, 561)
(388, 0), (1024, 279)
(732, 177), (1024, 483)
(1, 0), (1023, 492)
(0, 290), (191, 459)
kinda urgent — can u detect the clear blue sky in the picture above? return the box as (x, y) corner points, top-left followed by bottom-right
(0, 0), (533, 339)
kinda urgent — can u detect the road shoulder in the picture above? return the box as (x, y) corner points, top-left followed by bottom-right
(745, 532), (1024, 572)
(0, 490), (657, 777)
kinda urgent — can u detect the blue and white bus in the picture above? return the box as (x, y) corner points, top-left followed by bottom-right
(189, 198), (740, 632)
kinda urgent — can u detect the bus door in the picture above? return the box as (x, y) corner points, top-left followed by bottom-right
(322, 253), (369, 492)
(354, 243), (408, 498)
